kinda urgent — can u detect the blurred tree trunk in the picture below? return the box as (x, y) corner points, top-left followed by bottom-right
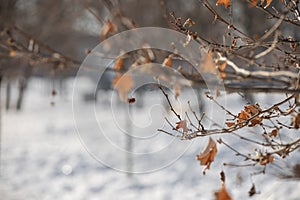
(5, 81), (10, 110)
(16, 77), (26, 110)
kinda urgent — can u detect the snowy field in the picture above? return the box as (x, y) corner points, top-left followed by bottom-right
(0, 78), (299, 200)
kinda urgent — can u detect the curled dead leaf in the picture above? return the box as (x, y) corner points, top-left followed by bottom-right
(114, 57), (123, 71)
(214, 183), (232, 200)
(269, 129), (278, 137)
(216, 0), (231, 8)
(175, 120), (188, 133)
(113, 74), (134, 102)
(237, 104), (262, 127)
(245, 104), (261, 115)
(196, 137), (218, 174)
(226, 122), (235, 128)
(259, 153), (274, 165)
(237, 110), (251, 125)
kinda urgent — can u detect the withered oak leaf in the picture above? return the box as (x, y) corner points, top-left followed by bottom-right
(196, 137), (218, 174)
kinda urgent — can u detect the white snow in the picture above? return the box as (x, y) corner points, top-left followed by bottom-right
(0, 78), (299, 200)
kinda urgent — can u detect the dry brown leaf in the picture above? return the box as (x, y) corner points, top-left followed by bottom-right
(246, 105), (262, 126)
(100, 19), (117, 39)
(268, 155), (274, 163)
(245, 104), (261, 115)
(162, 54), (173, 67)
(237, 110), (251, 125)
(176, 120), (188, 133)
(218, 62), (227, 79)
(216, 0), (231, 8)
(113, 74), (134, 102)
(202, 51), (217, 74)
(237, 104), (262, 127)
(214, 184), (232, 200)
(269, 129), (278, 137)
(114, 57), (123, 71)
(259, 154), (274, 165)
(249, 117), (262, 127)
(226, 122), (235, 128)
(196, 137), (217, 174)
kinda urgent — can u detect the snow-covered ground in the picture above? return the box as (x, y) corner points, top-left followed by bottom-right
(0, 78), (299, 200)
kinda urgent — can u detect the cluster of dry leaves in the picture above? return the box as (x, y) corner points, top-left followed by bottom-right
(111, 50), (227, 103)
(216, 0), (281, 8)
(102, 0), (299, 198)
(226, 104), (263, 128)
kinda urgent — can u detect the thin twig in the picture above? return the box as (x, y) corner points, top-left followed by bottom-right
(254, 31), (279, 59)
(159, 85), (182, 120)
